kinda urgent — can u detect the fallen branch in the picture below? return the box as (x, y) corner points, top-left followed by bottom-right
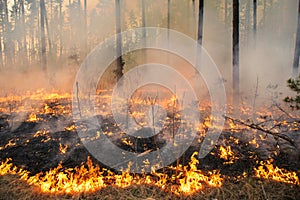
(223, 115), (297, 148)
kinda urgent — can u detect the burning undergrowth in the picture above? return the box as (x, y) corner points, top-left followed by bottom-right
(0, 89), (299, 199)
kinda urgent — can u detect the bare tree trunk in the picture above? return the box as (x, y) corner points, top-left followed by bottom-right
(3, 0), (12, 66)
(198, 0), (204, 45)
(20, 0), (28, 66)
(40, 0), (47, 71)
(142, 0), (146, 62)
(253, 0), (257, 45)
(142, 0), (146, 42)
(232, 0), (239, 103)
(45, 12), (52, 54)
(225, 0), (228, 26)
(59, 0), (63, 57)
(167, 0), (170, 39)
(115, 0), (123, 80)
(293, 0), (300, 77)
(84, 0), (87, 55)
(0, 0), (3, 68)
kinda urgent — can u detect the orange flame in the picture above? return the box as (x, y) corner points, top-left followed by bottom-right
(254, 160), (300, 185)
(0, 152), (224, 195)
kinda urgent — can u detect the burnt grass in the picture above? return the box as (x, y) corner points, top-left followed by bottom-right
(0, 97), (300, 195)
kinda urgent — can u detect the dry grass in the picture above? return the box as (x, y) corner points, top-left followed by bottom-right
(0, 174), (299, 200)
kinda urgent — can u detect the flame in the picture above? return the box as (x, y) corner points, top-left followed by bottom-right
(218, 146), (239, 164)
(65, 124), (76, 131)
(59, 144), (68, 154)
(0, 152), (224, 195)
(174, 152), (223, 195)
(27, 113), (38, 122)
(1, 89), (300, 196)
(254, 160), (300, 185)
(122, 138), (133, 146)
(249, 137), (260, 148)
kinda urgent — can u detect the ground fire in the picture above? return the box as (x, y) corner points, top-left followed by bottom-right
(0, 89), (299, 199)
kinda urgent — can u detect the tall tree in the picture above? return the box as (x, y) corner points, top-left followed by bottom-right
(293, 0), (300, 77)
(232, 0), (239, 101)
(84, 0), (87, 55)
(3, 0), (12, 66)
(20, 0), (28, 64)
(0, 0), (3, 68)
(225, 0), (228, 26)
(142, 0), (146, 62)
(115, 0), (123, 80)
(197, 0), (204, 45)
(253, 0), (257, 44)
(167, 0), (170, 39)
(40, 0), (47, 71)
(59, 0), (63, 57)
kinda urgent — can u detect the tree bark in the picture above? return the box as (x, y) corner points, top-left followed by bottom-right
(232, 0), (239, 102)
(197, 0), (204, 45)
(40, 0), (47, 71)
(115, 0), (123, 80)
(293, 0), (300, 77)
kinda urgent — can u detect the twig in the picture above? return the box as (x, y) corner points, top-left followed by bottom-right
(224, 115), (297, 148)
(271, 100), (299, 122)
(260, 182), (268, 200)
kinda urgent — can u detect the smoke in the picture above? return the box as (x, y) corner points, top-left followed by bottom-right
(0, 0), (298, 108)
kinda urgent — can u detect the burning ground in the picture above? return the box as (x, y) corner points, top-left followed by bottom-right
(0, 89), (299, 199)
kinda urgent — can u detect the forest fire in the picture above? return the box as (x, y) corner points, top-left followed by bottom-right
(0, 89), (299, 198)
(1, 0), (300, 199)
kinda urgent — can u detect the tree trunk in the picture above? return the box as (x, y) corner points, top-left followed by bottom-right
(115, 0), (123, 80)
(84, 0), (87, 55)
(232, 0), (239, 102)
(0, 0), (3, 68)
(59, 0), (63, 57)
(142, 0), (146, 61)
(225, 0), (228, 26)
(20, 0), (28, 65)
(3, 0), (12, 66)
(253, 0), (257, 45)
(192, 0), (196, 38)
(45, 11), (52, 54)
(167, 0), (170, 38)
(293, 0), (300, 77)
(142, 0), (146, 41)
(198, 0), (204, 45)
(40, 0), (47, 71)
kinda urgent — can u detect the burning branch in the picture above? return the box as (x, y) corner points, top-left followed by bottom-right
(223, 115), (297, 148)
